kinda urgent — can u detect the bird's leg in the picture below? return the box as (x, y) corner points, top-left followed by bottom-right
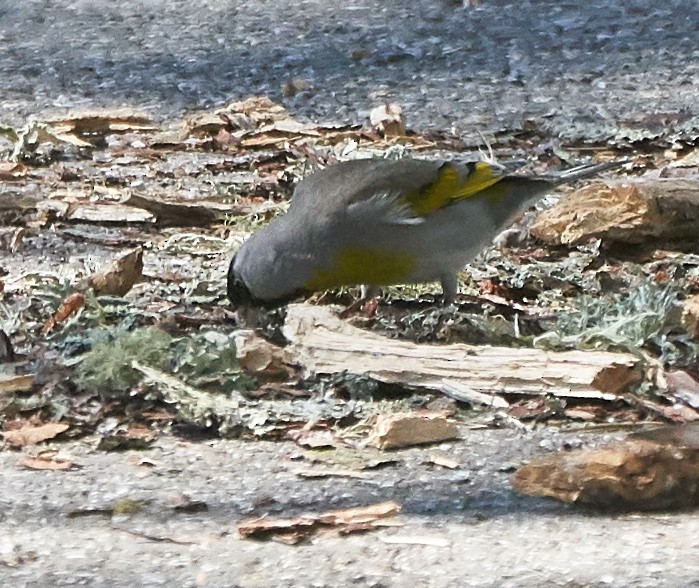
(440, 273), (458, 306)
(339, 285), (381, 318)
(360, 284), (381, 299)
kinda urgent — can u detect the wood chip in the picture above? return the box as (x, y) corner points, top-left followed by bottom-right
(563, 408), (598, 421)
(124, 193), (251, 226)
(18, 456), (77, 470)
(44, 109), (157, 135)
(665, 370), (699, 409)
(2, 423), (70, 447)
(681, 294), (699, 339)
(233, 329), (293, 380)
(282, 304), (642, 400)
(634, 396), (699, 423)
(427, 452), (460, 469)
(0, 161), (27, 181)
(532, 179), (699, 246)
(0, 374), (34, 394)
(369, 103), (406, 137)
(434, 380), (508, 408)
(513, 422), (699, 509)
(36, 199), (155, 224)
(369, 412), (459, 450)
(41, 292), (85, 334)
(238, 500), (401, 544)
(87, 247), (143, 297)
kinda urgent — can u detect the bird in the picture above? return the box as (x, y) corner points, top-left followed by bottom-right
(227, 157), (620, 308)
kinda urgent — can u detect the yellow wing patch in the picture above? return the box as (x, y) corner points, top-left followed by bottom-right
(304, 246), (415, 291)
(406, 162), (504, 217)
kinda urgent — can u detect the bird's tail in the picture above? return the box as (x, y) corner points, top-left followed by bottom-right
(544, 160), (628, 185)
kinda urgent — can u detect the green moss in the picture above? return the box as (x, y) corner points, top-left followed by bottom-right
(75, 327), (172, 395)
(536, 278), (698, 366)
(75, 327), (256, 398)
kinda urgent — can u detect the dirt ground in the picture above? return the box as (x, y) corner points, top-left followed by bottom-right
(2, 1), (699, 587)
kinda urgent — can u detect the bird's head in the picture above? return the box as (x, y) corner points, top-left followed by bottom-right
(226, 255), (259, 306)
(227, 254), (304, 309)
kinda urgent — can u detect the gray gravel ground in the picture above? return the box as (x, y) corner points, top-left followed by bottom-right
(2, 1), (699, 586)
(4, 429), (699, 588)
(1, 0), (698, 140)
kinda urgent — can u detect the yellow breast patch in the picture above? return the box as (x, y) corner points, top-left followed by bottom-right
(304, 246), (415, 291)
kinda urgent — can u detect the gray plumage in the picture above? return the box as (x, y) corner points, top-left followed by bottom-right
(227, 158), (619, 307)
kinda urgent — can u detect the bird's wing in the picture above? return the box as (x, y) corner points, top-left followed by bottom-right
(396, 161), (507, 217)
(289, 159), (511, 224)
